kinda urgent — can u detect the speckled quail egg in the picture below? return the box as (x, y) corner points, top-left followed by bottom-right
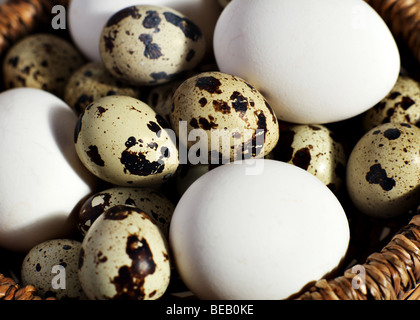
(100, 5), (206, 86)
(77, 187), (174, 239)
(74, 95), (179, 187)
(275, 124), (347, 194)
(64, 62), (142, 114)
(170, 71), (280, 163)
(347, 122), (420, 218)
(78, 205), (171, 300)
(147, 79), (185, 124)
(362, 75), (420, 132)
(21, 239), (87, 300)
(3, 33), (85, 98)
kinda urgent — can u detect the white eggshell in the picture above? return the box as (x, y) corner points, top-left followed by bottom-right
(169, 159), (350, 300)
(68, 0), (221, 62)
(0, 88), (96, 252)
(214, 0), (400, 124)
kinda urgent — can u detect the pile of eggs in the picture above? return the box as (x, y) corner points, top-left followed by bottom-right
(0, 0), (418, 300)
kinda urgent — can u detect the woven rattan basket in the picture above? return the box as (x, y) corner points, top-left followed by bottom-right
(1, 0), (420, 301)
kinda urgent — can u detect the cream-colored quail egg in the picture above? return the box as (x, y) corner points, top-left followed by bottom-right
(77, 187), (174, 239)
(100, 5), (206, 86)
(347, 122), (420, 218)
(64, 62), (142, 114)
(362, 75), (420, 132)
(175, 163), (218, 196)
(170, 71), (280, 163)
(21, 239), (87, 300)
(3, 33), (85, 98)
(275, 124), (347, 194)
(74, 95), (179, 187)
(78, 205), (171, 300)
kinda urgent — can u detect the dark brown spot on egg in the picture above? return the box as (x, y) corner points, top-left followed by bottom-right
(106, 6), (141, 27)
(147, 121), (161, 134)
(121, 150), (165, 176)
(163, 11), (202, 41)
(97, 106), (108, 117)
(389, 91), (401, 100)
(190, 118), (199, 128)
(199, 97), (207, 107)
(87, 145), (105, 166)
(383, 128), (401, 140)
(139, 34), (163, 59)
(230, 91), (248, 115)
(198, 117), (218, 130)
(366, 163), (395, 191)
(399, 96), (415, 110)
(78, 192), (112, 233)
(275, 129), (295, 162)
(213, 100), (230, 114)
(196, 76), (222, 94)
(292, 147), (311, 170)
(111, 234), (156, 299)
(84, 70), (93, 77)
(36, 263), (41, 272)
(103, 30), (118, 53)
(8, 56), (19, 67)
(104, 205), (132, 220)
(143, 10), (161, 29)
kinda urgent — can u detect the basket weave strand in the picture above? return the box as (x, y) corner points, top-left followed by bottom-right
(297, 215), (420, 300)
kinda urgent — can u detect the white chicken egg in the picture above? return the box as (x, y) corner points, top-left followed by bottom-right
(214, 0), (400, 124)
(0, 88), (96, 252)
(68, 0), (221, 62)
(169, 159), (350, 300)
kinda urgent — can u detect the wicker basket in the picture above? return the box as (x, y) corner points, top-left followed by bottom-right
(1, 0), (420, 301)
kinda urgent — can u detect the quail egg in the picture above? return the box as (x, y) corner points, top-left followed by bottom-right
(64, 62), (142, 114)
(77, 186), (174, 239)
(21, 239), (87, 300)
(362, 75), (420, 132)
(347, 122), (420, 218)
(3, 33), (85, 98)
(100, 5), (206, 86)
(170, 71), (279, 163)
(275, 123), (347, 193)
(78, 205), (171, 300)
(74, 95), (179, 187)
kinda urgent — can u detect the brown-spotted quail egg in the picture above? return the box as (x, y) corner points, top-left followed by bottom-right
(147, 79), (185, 124)
(78, 205), (171, 300)
(362, 75), (420, 132)
(21, 239), (87, 300)
(77, 187), (174, 239)
(275, 124), (347, 194)
(346, 122), (420, 218)
(3, 33), (85, 98)
(170, 71), (280, 163)
(74, 95), (179, 187)
(100, 5), (206, 86)
(64, 62), (142, 114)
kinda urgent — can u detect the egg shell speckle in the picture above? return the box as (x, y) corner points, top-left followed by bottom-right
(275, 124), (347, 194)
(346, 122), (420, 218)
(64, 62), (142, 114)
(74, 95), (179, 187)
(100, 5), (206, 86)
(3, 33), (85, 99)
(21, 239), (87, 300)
(78, 205), (171, 300)
(170, 71), (279, 162)
(77, 186), (174, 239)
(362, 75), (420, 132)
